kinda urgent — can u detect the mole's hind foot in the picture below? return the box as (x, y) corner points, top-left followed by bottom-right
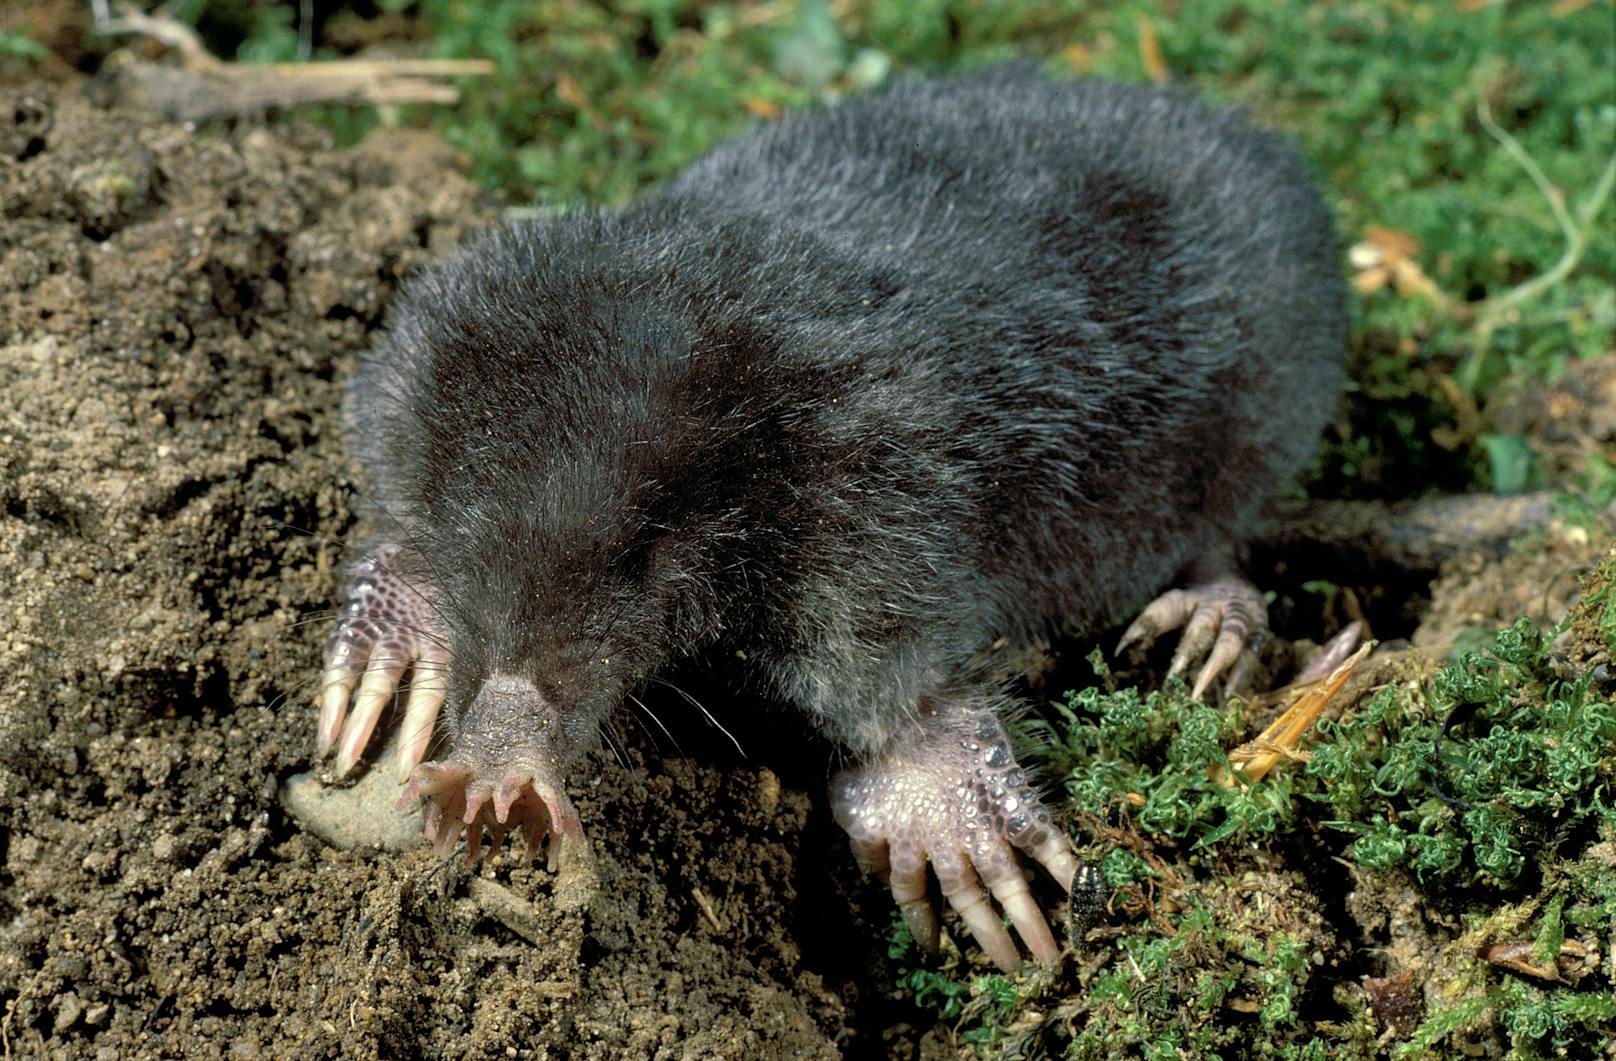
(319, 542), (449, 780)
(830, 698), (1079, 972)
(1116, 576), (1268, 699)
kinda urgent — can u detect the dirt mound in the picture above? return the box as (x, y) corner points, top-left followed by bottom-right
(0, 83), (865, 1058)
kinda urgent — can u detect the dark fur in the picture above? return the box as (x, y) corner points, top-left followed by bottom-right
(351, 67), (1346, 761)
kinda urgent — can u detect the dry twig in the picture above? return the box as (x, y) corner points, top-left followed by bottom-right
(91, 2), (492, 122)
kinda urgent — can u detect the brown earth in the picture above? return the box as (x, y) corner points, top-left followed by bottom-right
(0, 81), (1608, 1060)
(0, 82), (904, 1060)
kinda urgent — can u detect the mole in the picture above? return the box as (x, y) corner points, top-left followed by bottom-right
(314, 65), (1346, 972)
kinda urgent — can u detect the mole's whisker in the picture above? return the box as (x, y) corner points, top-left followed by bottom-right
(649, 676), (744, 757)
(626, 690), (682, 756)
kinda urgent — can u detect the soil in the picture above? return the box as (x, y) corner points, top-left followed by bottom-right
(0, 80), (1609, 1060)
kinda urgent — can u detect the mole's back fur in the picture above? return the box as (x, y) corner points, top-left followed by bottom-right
(325, 67), (1346, 970)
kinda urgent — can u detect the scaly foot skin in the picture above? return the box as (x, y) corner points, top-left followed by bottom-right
(830, 699), (1080, 972)
(1116, 575), (1268, 699)
(320, 551), (581, 867)
(318, 541), (451, 780)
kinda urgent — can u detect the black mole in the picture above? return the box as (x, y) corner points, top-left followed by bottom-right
(316, 66), (1346, 971)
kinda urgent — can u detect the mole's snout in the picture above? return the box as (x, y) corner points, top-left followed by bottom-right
(459, 675), (565, 748)
(401, 672), (585, 867)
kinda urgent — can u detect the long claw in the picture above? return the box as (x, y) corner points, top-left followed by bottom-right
(1192, 626), (1247, 699)
(334, 658), (407, 776)
(889, 840), (938, 952)
(936, 856), (1021, 972)
(1127, 575), (1269, 700)
(319, 542), (450, 776)
(983, 863), (1060, 965)
(1293, 621), (1366, 686)
(831, 698), (1076, 972)
(1167, 607), (1220, 679)
(1116, 589), (1195, 654)
(317, 654), (362, 755)
(396, 646), (450, 781)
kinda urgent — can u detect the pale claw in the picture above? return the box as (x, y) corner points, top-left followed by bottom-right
(1292, 621), (1366, 686)
(319, 542), (450, 778)
(980, 856), (1060, 965)
(1115, 589), (1197, 655)
(831, 698), (1076, 972)
(335, 657), (408, 776)
(890, 839), (938, 952)
(936, 854), (1021, 972)
(1118, 575), (1268, 700)
(397, 642), (450, 780)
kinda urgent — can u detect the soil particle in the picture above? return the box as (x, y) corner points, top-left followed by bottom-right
(1412, 520), (1604, 656)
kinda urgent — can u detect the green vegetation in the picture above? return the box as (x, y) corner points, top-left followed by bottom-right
(918, 621), (1615, 1058)
(888, 920), (1034, 1052)
(1307, 619), (1615, 889)
(1035, 669), (1298, 850)
(0, 30), (48, 67)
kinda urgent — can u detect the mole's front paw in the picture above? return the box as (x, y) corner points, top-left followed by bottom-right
(1117, 575), (1268, 698)
(318, 541), (450, 779)
(830, 700), (1079, 972)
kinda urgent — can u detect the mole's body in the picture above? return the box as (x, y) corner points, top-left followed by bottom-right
(318, 67), (1346, 970)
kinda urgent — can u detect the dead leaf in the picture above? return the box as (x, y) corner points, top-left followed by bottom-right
(1213, 641), (1373, 787)
(1477, 939), (1600, 983)
(1364, 225), (1421, 260)
(1363, 970), (1424, 1036)
(1352, 266), (1390, 295)
(554, 72), (592, 115)
(1062, 43), (1092, 72)
(744, 97), (783, 120)
(1136, 15), (1169, 84)
(1350, 226), (1445, 302)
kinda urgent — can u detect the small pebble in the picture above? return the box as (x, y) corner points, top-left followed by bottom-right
(279, 748), (423, 851)
(52, 991), (82, 1033)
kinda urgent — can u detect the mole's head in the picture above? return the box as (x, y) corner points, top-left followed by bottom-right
(424, 453), (714, 769)
(379, 228), (779, 861)
(400, 452), (722, 865)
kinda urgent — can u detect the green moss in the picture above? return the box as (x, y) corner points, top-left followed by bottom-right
(1032, 679), (1309, 852)
(1070, 900), (1342, 1059)
(912, 617), (1616, 1057)
(1307, 619), (1616, 889)
(886, 916), (1046, 1053)
(1587, 552), (1616, 657)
